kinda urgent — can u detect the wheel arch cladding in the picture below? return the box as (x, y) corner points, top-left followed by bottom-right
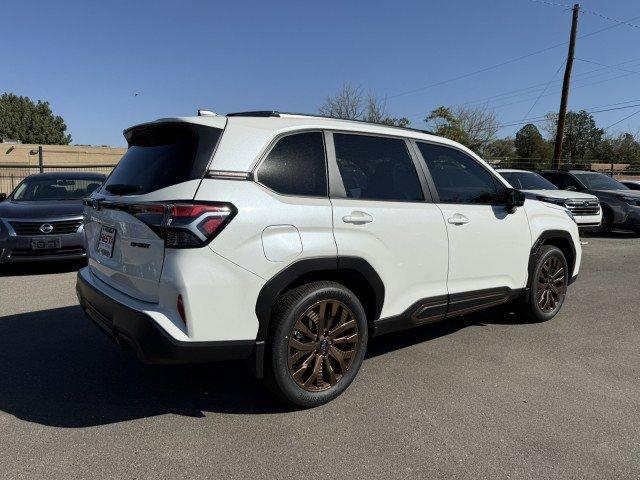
(529, 230), (576, 281)
(254, 256), (385, 342)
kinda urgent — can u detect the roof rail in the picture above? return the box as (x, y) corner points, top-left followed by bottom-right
(225, 110), (434, 135)
(226, 111), (280, 117)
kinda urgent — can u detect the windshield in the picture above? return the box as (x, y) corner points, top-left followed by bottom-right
(500, 171), (558, 190)
(12, 177), (103, 201)
(572, 172), (629, 190)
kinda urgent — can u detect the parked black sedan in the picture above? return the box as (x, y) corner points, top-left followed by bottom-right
(0, 172), (105, 263)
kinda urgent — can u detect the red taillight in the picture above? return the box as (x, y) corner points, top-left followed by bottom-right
(131, 201), (236, 248)
(177, 294), (186, 325)
(199, 217), (226, 235)
(170, 204), (213, 218)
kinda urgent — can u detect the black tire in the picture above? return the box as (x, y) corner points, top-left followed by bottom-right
(596, 207), (614, 235)
(264, 281), (368, 408)
(519, 245), (569, 322)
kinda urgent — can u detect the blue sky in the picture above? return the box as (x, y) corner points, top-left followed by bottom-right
(2, 0), (639, 146)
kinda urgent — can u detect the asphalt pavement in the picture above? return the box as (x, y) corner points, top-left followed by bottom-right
(0, 233), (639, 479)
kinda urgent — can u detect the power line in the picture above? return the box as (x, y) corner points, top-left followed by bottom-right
(526, 0), (572, 10)
(521, 60), (566, 122)
(581, 8), (640, 30)
(386, 14), (640, 101)
(406, 63), (640, 121)
(526, 0), (640, 28)
(386, 43), (568, 100)
(575, 57), (640, 76)
(603, 109), (640, 131)
(459, 56), (640, 109)
(488, 101), (640, 133)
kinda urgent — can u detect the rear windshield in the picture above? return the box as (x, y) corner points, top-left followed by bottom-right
(103, 123), (222, 195)
(500, 171), (558, 190)
(12, 177), (104, 201)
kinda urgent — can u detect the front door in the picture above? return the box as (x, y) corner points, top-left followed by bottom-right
(414, 141), (531, 312)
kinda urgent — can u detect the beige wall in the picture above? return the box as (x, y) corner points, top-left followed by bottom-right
(0, 143), (125, 166)
(0, 143), (125, 194)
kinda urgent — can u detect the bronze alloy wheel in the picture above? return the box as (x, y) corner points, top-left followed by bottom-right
(287, 299), (360, 392)
(536, 255), (566, 313)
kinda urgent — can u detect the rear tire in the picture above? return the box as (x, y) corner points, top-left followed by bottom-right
(264, 281), (368, 408)
(519, 245), (569, 322)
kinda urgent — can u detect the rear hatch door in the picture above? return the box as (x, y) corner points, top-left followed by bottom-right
(84, 119), (225, 302)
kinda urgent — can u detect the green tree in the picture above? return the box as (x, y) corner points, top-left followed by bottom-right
(546, 110), (604, 160)
(564, 110), (603, 160)
(596, 132), (640, 164)
(514, 123), (545, 159)
(485, 137), (515, 159)
(425, 105), (499, 155)
(0, 93), (71, 144)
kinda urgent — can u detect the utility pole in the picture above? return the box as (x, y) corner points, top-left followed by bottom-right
(553, 3), (580, 169)
(38, 145), (44, 173)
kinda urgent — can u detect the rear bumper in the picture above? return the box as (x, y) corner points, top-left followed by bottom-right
(76, 269), (256, 365)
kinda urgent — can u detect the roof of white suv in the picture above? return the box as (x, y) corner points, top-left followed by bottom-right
(130, 112), (486, 173)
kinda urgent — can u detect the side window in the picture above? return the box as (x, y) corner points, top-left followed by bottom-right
(333, 133), (424, 201)
(559, 174), (581, 191)
(540, 172), (560, 187)
(417, 142), (501, 204)
(257, 132), (327, 197)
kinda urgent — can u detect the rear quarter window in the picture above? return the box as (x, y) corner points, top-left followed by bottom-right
(103, 123), (222, 195)
(256, 132), (328, 197)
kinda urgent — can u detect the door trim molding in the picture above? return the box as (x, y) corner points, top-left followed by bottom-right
(373, 287), (523, 337)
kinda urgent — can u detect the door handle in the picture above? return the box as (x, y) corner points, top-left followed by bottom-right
(447, 214), (469, 225)
(342, 211), (373, 225)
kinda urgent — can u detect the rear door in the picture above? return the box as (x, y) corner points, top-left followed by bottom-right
(327, 132), (449, 325)
(84, 120), (224, 302)
(415, 141), (531, 304)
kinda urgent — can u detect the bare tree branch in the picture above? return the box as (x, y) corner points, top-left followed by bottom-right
(318, 84), (363, 120)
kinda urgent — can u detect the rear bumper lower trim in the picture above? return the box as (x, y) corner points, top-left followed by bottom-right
(76, 271), (256, 364)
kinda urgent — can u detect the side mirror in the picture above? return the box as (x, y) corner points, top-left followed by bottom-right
(0, 193), (6, 202)
(505, 188), (525, 213)
(565, 185), (577, 191)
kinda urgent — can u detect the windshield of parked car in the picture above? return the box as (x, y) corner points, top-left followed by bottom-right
(500, 171), (558, 190)
(11, 177), (103, 201)
(572, 172), (629, 190)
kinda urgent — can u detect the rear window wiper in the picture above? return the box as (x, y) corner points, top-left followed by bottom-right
(105, 184), (143, 195)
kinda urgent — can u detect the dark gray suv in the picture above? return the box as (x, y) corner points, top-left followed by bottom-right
(538, 169), (640, 234)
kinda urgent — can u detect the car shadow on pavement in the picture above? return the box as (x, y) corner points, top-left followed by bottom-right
(0, 260), (87, 277)
(580, 229), (639, 239)
(0, 304), (524, 427)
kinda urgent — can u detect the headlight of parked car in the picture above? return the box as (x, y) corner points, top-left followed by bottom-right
(537, 196), (567, 207)
(616, 195), (640, 206)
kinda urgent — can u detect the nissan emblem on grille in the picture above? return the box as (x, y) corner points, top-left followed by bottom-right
(39, 223), (54, 234)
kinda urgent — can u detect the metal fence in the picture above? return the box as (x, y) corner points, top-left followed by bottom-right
(2, 158), (639, 196)
(485, 158), (640, 179)
(0, 164), (117, 195)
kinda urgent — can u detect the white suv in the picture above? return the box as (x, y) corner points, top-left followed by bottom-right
(497, 169), (602, 229)
(76, 111), (581, 407)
